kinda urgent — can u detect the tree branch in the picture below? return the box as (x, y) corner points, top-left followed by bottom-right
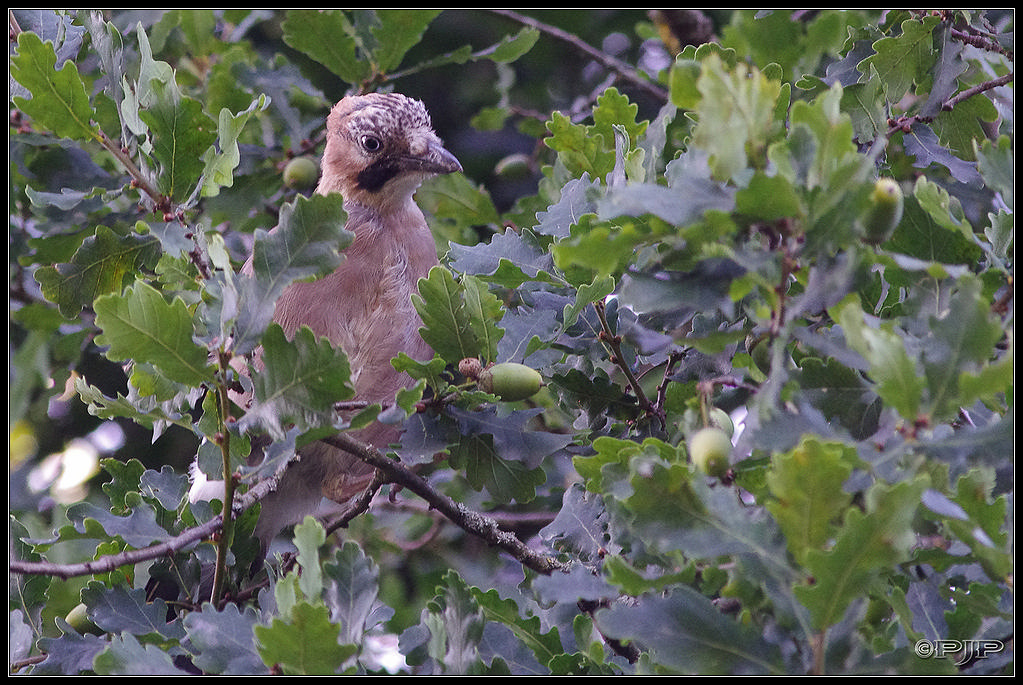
(322, 471), (387, 539)
(322, 433), (566, 575)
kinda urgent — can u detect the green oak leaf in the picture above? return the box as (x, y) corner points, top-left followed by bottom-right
(691, 54), (783, 182)
(139, 84), (218, 201)
(10, 31), (98, 140)
(414, 265), (504, 365)
(35, 226), (162, 319)
(371, 10), (442, 72)
(93, 280), (212, 386)
(856, 15), (941, 104)
(765, 437), (856, 564)
(595, 585), (784, 674)
(233, 192), (351, 355)
(833, 296), (925, 421)
(255, 601), (355, 675)
(282, 10), (365, 84)
(245, 324), (354, 438)
(795, 476), (929, 631)
(448, 433), (547, 504)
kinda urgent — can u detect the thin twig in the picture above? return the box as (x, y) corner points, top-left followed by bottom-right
(9, 9), (23, 38)
(944, 72), (1013, 109)
(9, 466), (281, 580)
(654, 350), (686, 416)
(10, 515), (220, 580)
(593, 300), (663, 426)
(11, 426), (567, 580)
(490, 9), (669, 103)
(322, 472), (386, 539)
(950, 25), (1013, 59)
(209, 362), (239, 604)
(886, 72), (1013, 137)
(96, 129), (167, 211)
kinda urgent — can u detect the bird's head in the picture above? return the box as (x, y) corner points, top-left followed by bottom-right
(316, 92), (462, 212)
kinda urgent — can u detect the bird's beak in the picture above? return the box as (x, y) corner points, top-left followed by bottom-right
(427, 142), (462, 175)
(404, 138), (462, 176)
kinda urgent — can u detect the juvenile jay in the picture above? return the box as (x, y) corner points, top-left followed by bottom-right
(244, 92), (461, 552)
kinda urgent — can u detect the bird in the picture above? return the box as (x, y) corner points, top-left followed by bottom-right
(230, 92), (462, 557)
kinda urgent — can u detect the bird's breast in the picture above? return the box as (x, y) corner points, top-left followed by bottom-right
(272, 206), (437, 401)
(338, 252), (429, 392)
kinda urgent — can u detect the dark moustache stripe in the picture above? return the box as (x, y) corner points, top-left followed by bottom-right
(356, 156), (402, 193)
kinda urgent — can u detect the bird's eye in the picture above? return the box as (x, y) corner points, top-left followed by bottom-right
(360, 135), (382, 153)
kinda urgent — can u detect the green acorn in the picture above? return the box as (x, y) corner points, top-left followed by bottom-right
(65, 602), (103, 635)
(494, 153), (532, 180)
(860, 177), (904, 245)
(687, 426), (732, 478)
(283, 155), (319, 189)
(708, 407), (734, 438)
(478, 362), (543, 401)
